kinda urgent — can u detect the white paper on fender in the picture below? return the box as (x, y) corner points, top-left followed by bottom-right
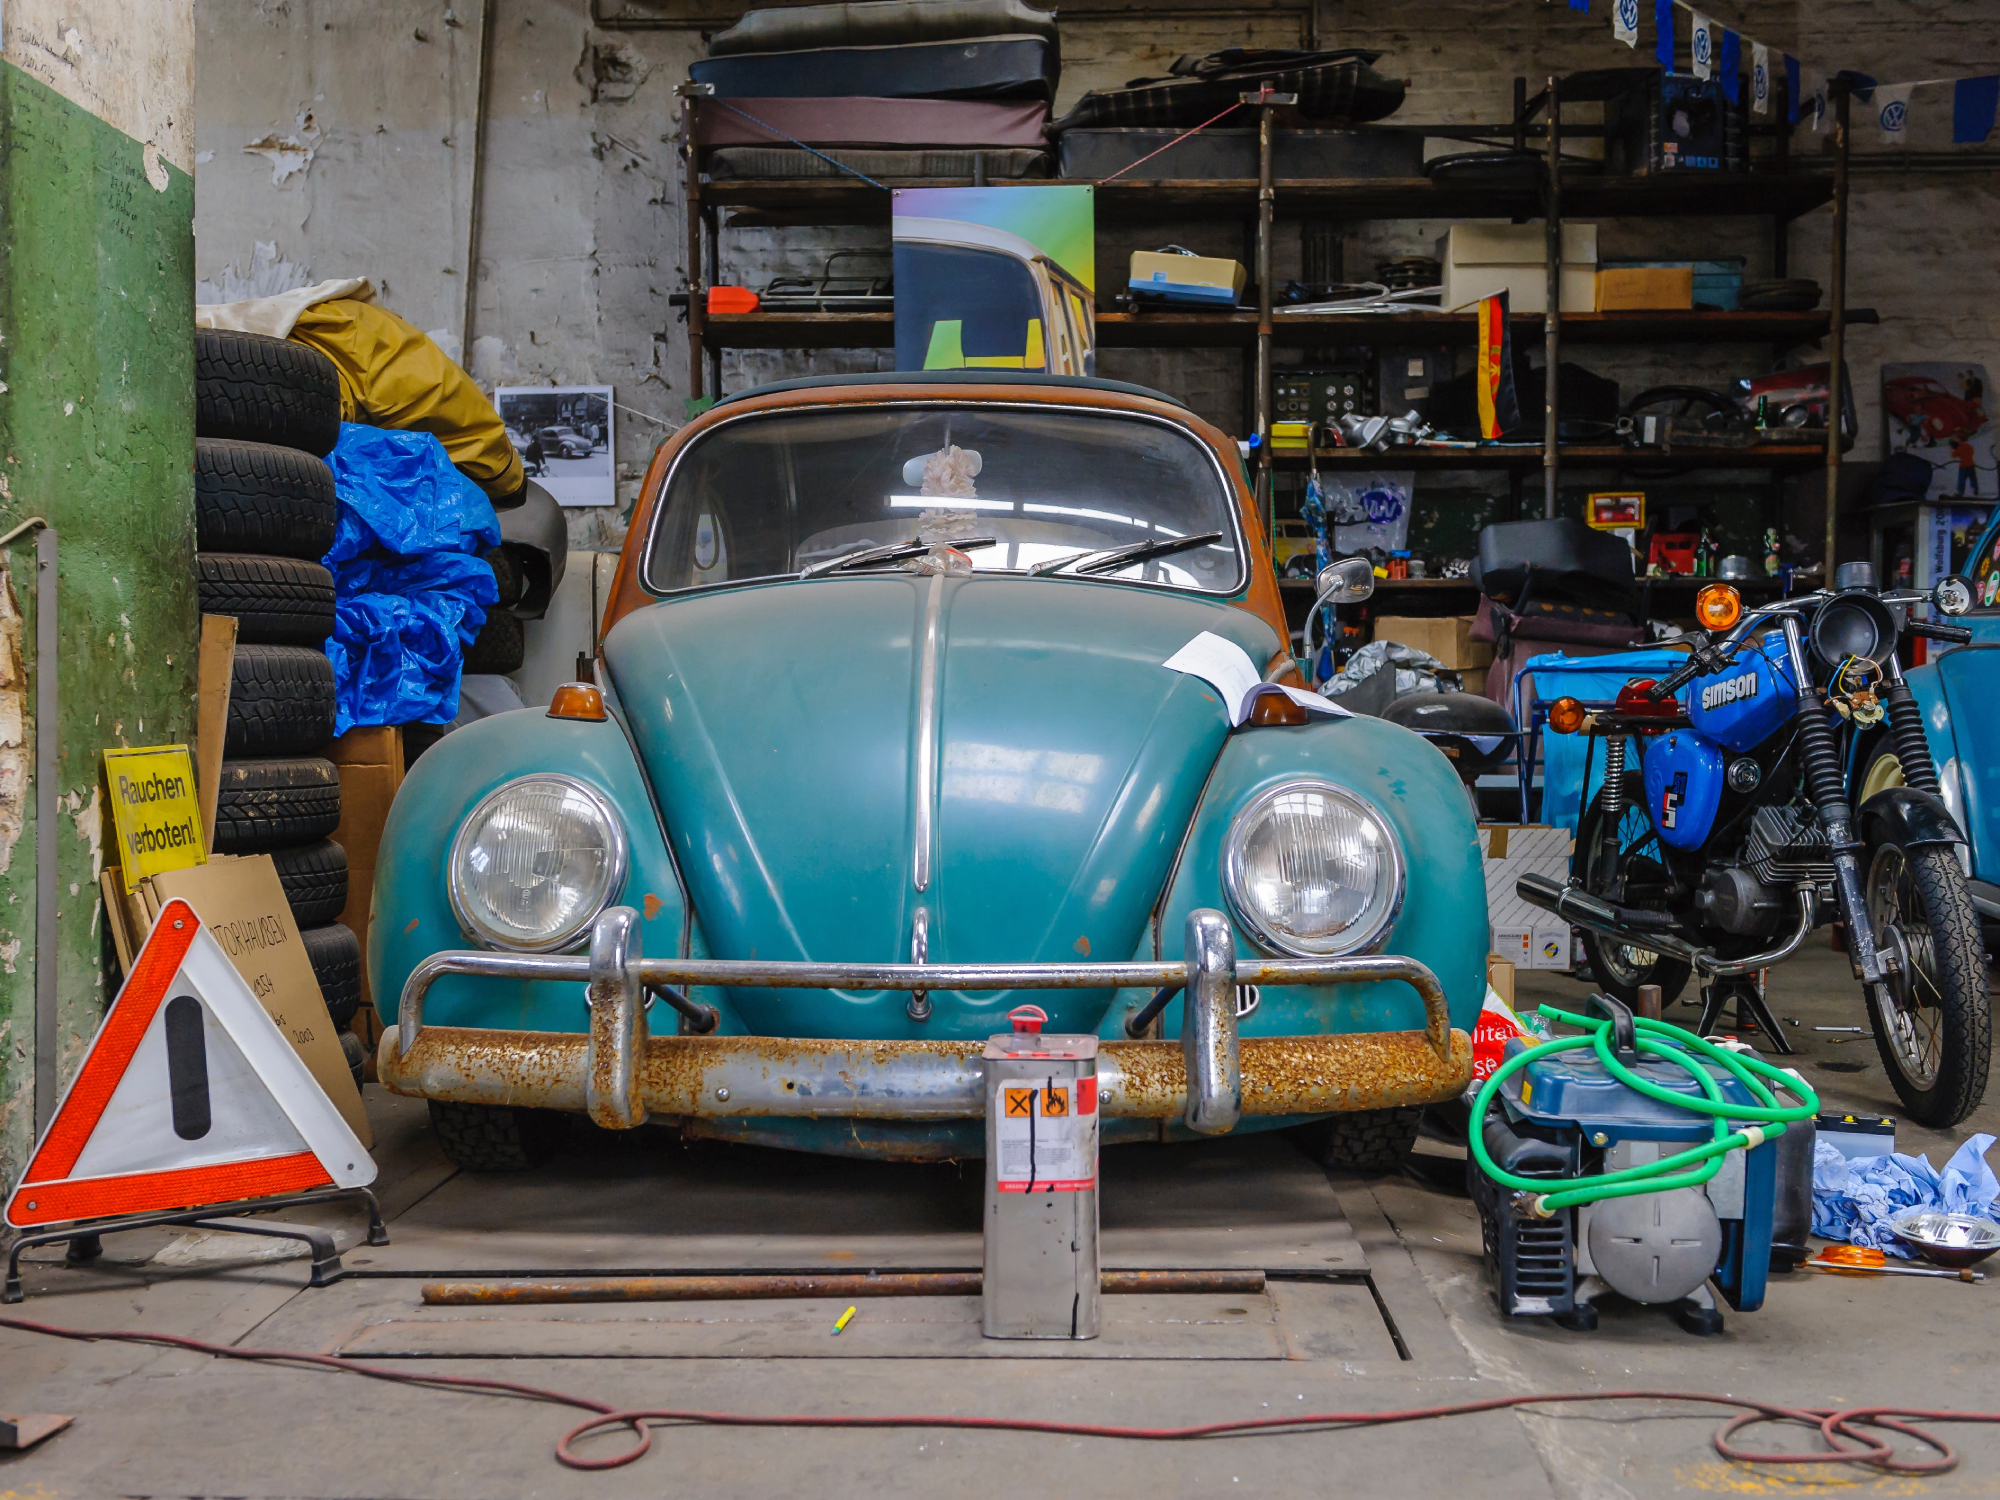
(992, 1076), (1098, 1192)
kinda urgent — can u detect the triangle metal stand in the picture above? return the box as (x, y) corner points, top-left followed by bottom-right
(3, 1185), (386, 1303)
(1694, 975), (1796, 1056)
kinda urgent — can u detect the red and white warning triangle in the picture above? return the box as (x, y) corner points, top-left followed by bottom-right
(6, 898), (374, 1229)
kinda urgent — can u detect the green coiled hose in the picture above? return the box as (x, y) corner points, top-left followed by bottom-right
(1468, 1004), (1819, 1215)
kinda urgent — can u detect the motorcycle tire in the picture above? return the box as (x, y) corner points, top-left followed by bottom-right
(1863, 841), (1991, 1126)
(1573, 772), (1693, 1008)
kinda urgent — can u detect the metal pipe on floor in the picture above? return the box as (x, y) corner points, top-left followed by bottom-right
(419, 1268), (1268, 1306)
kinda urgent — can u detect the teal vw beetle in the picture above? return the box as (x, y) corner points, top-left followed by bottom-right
(372, 372), (1479, 1171)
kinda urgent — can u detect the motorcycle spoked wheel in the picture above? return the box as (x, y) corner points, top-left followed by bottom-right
(1573, 771), (1694, 1008)
(1863, 841), (1992, 1127)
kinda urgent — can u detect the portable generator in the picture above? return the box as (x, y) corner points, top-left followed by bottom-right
(1469, 994), (1816, 1335)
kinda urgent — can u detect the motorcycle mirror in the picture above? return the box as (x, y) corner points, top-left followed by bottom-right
(1316, 556), (1375, 603)
(1936, 575), (1974, 617)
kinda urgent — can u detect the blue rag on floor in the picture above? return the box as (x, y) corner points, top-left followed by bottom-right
(324, 423), (501, 733)
(1810, 1133), (1999, 1257)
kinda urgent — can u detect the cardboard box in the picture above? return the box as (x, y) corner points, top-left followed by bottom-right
(1595, 265), (1694, 311)
(1485, 953), (1515, 1006)
(1438, 222), (1597, 315)
(1129, 249), (1245, 306)
(1482, 824), (1575, 971)
(1372, 615), (1494, 672)
(139, 855), (372, 1147)
(328, 725), (405, 1050)
(1531, 923), (1572, 971)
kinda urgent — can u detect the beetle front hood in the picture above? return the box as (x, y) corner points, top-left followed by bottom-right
(602, 574), (1281, 1036)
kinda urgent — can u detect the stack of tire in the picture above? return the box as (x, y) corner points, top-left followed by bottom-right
(194, 329), (364, 1087)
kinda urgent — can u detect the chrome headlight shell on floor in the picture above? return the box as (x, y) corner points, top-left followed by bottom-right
(448, 774), (628, 952)
(1221, 779), (1406, 958)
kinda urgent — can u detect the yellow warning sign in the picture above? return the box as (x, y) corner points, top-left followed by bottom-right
(1004, 1087), (1035, 1118)
(1042, 1084), (1068, 1117)
(104, 744), (207, 892)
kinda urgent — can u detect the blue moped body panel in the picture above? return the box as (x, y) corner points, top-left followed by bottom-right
(1685, 631), (1796, 755)
(1643, 730), (1726, 850)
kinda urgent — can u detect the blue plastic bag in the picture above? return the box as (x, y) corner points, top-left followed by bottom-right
(1811, 1133), (1999, 1256)
(323, 423), (501, 732)
(1519, 649), (1691, 831)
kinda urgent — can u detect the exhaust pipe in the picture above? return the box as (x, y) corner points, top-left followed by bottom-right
(1515, 874), (1817, 978)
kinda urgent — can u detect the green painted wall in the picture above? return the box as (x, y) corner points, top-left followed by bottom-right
(0, 62), (199, 1190)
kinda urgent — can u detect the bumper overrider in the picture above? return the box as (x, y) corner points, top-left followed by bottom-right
(378, 908), (1473, 1135)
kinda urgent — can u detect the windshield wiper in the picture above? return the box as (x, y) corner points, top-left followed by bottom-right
(1028, 531), (1225, 579)
(799, 536), (996, 579)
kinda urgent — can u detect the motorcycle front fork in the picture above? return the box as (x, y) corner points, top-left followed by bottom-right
(1783, 618), (1885, 985)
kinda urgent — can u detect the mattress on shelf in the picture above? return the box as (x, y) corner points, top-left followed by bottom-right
(708, 146), (1052, 179)
(1051, 48), (1405, 133)
(1057, 127), (1421, 180)
(689, 96), (1051, 150)
(707, 0), (1057, 56)
(689, 34), (1058, 103)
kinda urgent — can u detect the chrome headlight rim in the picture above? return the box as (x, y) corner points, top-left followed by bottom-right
(447, 773), (629, 953)
(1221, 778), (1407, 959)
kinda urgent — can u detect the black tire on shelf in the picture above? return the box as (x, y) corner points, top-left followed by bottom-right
(194, 438), (338, 560)
(428, 1099), (568, 1172)
(197, 554), (336, 647)
(1299, 1106), (1424, 1174)
(302, 921), (362, 1031)
(272, 840), (349, 930)
(195, 328), (342, 456)
(1864, 842), (1992, 1127)
(228, 644), (337, 756)
(213, 757), (341, 852)
(1573, 771), (1694, 1008)
(463, 609), (525, 674)
(486, 546), (526, 610)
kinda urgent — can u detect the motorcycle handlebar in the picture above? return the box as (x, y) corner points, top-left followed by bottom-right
(1909, 620), (1973, 645)
(1649, 659), (1701, 700)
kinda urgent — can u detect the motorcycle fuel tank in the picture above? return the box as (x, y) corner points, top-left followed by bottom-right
(1644, 731), (1726, 850)
(1685, 631), (1798, 755)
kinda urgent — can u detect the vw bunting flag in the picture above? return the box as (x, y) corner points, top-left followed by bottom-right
(1654, 0), (1674, 73)
(1718, 29), (1741, 102)
(1874, 82), (1915, 141)
(1956, 76), (2000, 143)
(1752, 43), (1771, 116)
(1690, 12), (1714, 79)
(1785, 54), (1802, 123)
(1475, 293), (1522, 442)
(1613, 0), (1639, 47)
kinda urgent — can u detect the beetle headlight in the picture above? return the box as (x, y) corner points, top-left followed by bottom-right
(1221, 780), (1405, 957)
(449, 775), (627, 951)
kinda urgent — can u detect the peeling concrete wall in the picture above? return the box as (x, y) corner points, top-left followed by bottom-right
(194, 0), (1999, 558)
(1, 1), (200, 1189)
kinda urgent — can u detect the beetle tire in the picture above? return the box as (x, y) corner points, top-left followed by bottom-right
(429, 1100), (569, 1172)
(198, 554), (337, 647)
(341, 1030), (367, 1093)
(195, 438), (338, 559)
(273, 840), (350, 930)
(1574, 771), (1693, 1008)
(1863, 843), (1991, 1127)
(214, 756), (342, 851)
(228, 645), (338, 757)
(1300, 1106), (1423, 1174)
(302, 921), (361, 1030)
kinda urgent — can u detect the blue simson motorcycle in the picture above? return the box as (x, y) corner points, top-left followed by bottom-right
(1520, 572), (1991, 1127)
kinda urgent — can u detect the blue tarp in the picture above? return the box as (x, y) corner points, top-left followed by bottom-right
(1811, 1133), (1999, 1256)
(1519, 649), (1690, 832)
(325, 423), (500, 733)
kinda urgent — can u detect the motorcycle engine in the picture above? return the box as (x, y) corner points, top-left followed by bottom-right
(1694, 867), (1786, 935)
(1743, 804), (1835, 889)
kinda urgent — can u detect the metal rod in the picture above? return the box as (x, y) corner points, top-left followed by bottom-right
(1254, 91), (1276, 520)
(682, 91), (707, 404)
(1824, 81), (1851, 575)
(32, 525), (56, 1137)
(460, 0), (496, 365)
(419, 1268), (1268, 1306)
(1543, 75), (1561, 519)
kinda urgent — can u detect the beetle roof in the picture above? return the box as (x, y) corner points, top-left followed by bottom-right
(712, 370), (1191, 410)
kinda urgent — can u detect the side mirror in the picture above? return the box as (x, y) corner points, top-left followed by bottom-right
(1936, 575), (1974, 617)
(1316, 556), (1375, 604)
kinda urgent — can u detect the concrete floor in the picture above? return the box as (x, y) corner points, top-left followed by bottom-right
(4, 941), (1997, 1498)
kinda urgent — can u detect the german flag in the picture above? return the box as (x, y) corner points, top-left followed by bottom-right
(1475, 292), (1522, 441)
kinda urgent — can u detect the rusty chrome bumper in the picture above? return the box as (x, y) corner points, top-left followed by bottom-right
(378, 907), (1473, 1136)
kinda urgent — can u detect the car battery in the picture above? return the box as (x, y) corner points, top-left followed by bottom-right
(1274, 364), (1376, 429)
(982, 1005), (1100, 1340)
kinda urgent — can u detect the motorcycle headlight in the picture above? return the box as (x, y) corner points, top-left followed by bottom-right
(1222, 780), (1405, 957)
(448, 775), (627, 952)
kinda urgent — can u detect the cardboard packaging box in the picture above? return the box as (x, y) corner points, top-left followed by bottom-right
(1482, 825), (1575, 972)
(1129, 249), (1245, 307)
(1595, 264), (1695, 311)
(329, 725), (405, 1047)
(1438, 222), (1597, 315)
(136, 855), (373, 1146)
(1372, 615), (1494, 672)
(1486, 953), (1516, 1006)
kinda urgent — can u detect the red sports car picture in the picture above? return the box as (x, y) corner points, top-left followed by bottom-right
(1885, 373), (1987, 446)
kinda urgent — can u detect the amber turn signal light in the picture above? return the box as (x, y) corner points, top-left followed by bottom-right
(1695, 583), (1742, 632)
(1246, 691), (1311, 727)
(1548, 697), (1586, 735)
(548, 682), (607, 722)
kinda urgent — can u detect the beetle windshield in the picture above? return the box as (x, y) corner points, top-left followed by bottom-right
(644, 404), (1243, 595)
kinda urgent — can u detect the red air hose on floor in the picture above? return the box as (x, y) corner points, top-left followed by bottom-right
(5, 1314), (1996, 1475)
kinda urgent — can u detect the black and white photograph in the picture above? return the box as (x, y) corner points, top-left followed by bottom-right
(494, 385), (615, 507)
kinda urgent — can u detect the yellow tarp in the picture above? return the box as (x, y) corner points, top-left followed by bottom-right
(289, 299), (524, 502)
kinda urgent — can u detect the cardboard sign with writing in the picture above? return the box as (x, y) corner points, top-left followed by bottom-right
(135, 855), (372, 1147)
(105, 745), (206, 892)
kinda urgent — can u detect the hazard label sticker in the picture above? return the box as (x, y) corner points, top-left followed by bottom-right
(992, 1072), (1097, 1193)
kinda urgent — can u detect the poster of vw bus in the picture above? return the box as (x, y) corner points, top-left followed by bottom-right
(893, 186), (1095, 376)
